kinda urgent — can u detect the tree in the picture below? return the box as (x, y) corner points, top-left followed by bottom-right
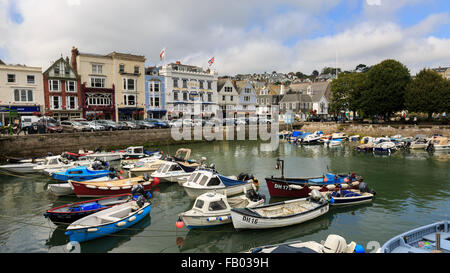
(405, 69), (447, 120)
(329, 72), (367, 117)
(311, 70), (319, 78)
(355, 64), (370, 73)
(322, 67), (342, 75)
(361, 59), (411, 119)
(295, 71), (308, 79)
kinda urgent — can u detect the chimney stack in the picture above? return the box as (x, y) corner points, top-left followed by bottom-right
(175, 61), (181, 65)
(280, 84), (285, 95)
(71, 46), (79, 73)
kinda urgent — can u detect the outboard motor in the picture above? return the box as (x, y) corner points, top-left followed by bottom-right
(359, 182), (376, 195)
(426, 143), (434, 152)
(310, 189), (324, 202)
(131, 183), (145, 197)
(238, 173), (250, 181)
(143, 173), (150, 181)
(136, 195), (145, 208)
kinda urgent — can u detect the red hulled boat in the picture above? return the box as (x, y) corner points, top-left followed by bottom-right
(69, 176), (160, 197)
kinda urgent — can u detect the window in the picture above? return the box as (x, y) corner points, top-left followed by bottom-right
(51, 96), (61, 110)
(149, 82), (160, 92)
(194, 200), (204, 209)
(183, 92), (188, 101)
(123, 78), (136, 91)
(123, 94), (136, 106)
(207, 81), (212, 89)
(173, 78), (179, 88)
(7, 74), (15, 83)
(208, 93), (212, 102)
(154, 97), (160, 107)
(245, 88), (251, 93)
(208, 200), (227, 211)
(222, 95), (226, 101)
(119, 64), (124, 73)
(27, 75), (35, 84)
(244, 96), (250, 102)
(92, 64), (103, 74)
(134, 66), (139, 74)
(173, 91), (179, 101)
(49, 80), (60, 91)
(86, 93), (111, 106)
(225, 86), (232, 92)
(199, 80), (204, 89)
(91, 77), (105, 88)
(230, 96), (234, 101)
(207, 177), (221, 186)
(54, 65), (60, 75)
(182, 79), (187, 88)
(66, 96), (78, 110)
(66, 81), (76, 92)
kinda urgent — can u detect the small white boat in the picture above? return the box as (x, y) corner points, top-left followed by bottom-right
(323, 189), (375, 206)
(151, 161), (195, 183)
(331, 132), (348, 140)
(182, 168), (258, 200)
(349, 135), (360, 142)
(0, 162), (41, 174)
(245, 234), (365, 253)
(122, 154), (163, 170)
(325, 139), (342, 147)
(373, 142), (397, 155)
(82, 149), (124, 162)
(179, 189), (266, 229)
(230, 190), (329, 230)
(409, 135), (429, 150)
(427, 137), (450, 151)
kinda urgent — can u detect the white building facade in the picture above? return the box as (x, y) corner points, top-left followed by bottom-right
(0, 63), (44, 125)
(160, 62), (218, 119)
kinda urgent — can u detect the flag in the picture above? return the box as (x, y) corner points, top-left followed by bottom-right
(160, 48), (166, 61)
(208, 57), (215, 66)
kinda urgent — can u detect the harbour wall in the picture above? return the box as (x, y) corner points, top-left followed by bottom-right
(0, 123), (448, 158)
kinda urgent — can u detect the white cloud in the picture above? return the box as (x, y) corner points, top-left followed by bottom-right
(0, 0), (449, 76)
(366, 0), (381, 6)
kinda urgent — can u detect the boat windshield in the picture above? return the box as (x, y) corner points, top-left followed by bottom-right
(187, 173), (196, 182)
(198, 175), (209, 186)
(169, 164), (183, 172)
(194, 199), (204, 209)
(208, 200), (227, 211)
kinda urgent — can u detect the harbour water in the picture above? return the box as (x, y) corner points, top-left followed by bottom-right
(0, 140), (449, 253)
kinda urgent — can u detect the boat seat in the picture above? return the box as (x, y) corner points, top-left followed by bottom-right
(96, 215), (120, 222)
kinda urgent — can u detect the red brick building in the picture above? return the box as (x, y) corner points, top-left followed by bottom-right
(43, 57), (83, 120)
(71, 47), (116, 120)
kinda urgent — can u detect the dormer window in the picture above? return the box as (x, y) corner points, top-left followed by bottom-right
(119, 64), (125, 73)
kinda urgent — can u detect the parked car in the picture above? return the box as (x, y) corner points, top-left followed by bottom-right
(169, 119), (183, 128)
(122, 121), (139, 130)
(136, 120), (156, 129)
(78, 121), (104, 131)
(146, 119), (170, 128)
(117, 121), (134, 130)
(60, 121), (91, 132)
(95, 120), (121, 131)
(45, 122), (63, 133)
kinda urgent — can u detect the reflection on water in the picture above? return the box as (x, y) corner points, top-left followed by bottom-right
(0, 140), (449, 253)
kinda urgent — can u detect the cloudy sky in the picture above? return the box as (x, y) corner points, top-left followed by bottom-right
(1, 0), (450, 76)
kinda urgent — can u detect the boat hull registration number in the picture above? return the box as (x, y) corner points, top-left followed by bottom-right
(242, 216), (258, 225)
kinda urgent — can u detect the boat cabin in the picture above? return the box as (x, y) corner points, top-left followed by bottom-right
(155, 161), (185, 174)
(192, 193), (230, 214)
(185, 170), (224, 188)
(126, 146), (145, 155)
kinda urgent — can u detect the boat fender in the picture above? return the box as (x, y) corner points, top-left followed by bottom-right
(116, 221), (126, 227)
(110, 187), (120, 190)
(219, 216), (228, 222)
(207, 217), (217, 222)
(326, 185), (336, 191)
(341, 184), (349, 189)
(128, 216), (136, 222)
(138, 210), (143, 215)
(87, 228), (98, 233)
(289, 185), (303, 190)
(329, 197), (335, 204)
(121, 186), (132, 190)
(309, 186), (322, 191)
(86, 185), (97, 189)
(98, 186), (108, 190)
(351, 181), (360, 187)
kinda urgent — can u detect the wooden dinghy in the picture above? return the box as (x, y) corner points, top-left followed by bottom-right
(69, 175), (159, 197)
(44, 194), (132, 224)
(230, 190), (329, 230)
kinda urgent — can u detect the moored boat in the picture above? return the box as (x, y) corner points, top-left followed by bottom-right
(52, 166), (112, 182)
(182, 168), (259, 200)
(379, 221), (450, 253)
(245, 234), (365, 253)
(0, 162), (40, 174)
(65, 191), (151, 243)
(179, 189), (266, 229)
(373, 142), (397, 155)
(426, 137), (450, 151)
(69, 175), (158, 197)
(230, 190), (329, 230)
(44, 194), (133, 224)
(325, 188), (375, 206)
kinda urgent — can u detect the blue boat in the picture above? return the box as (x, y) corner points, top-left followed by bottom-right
(52, 166), (112, 182)
(380, 221), (450, 253)
(65, 197), (151, 243)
